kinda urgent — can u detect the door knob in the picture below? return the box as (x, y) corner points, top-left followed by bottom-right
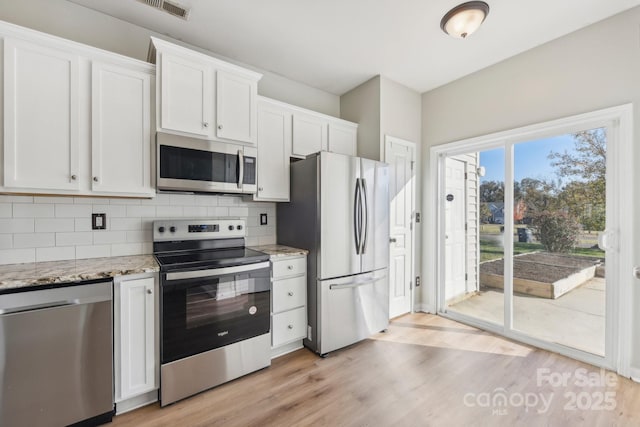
(218, 124), (223, 130)
(71, 174), (77, 181)
(147, 289), (152, 294)
(203, 122), (209, 128)
(93, 176), (99, 182)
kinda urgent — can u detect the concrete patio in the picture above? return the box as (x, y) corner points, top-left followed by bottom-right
(448, 277), (605, 356)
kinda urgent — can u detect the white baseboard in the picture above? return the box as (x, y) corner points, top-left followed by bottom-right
(630, 367), (640, 383)
(271, 340), (304, 359)
(413, 303), (435, 314)
(115, 389), (158, 415)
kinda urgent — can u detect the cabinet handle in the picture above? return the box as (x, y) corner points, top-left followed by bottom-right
(93, 176), (99, 183)
(218, 124), (223, 130)
(147, 289), (152, 294)
(203, 122), (209, 128)
(287, 324), (293, 330)
(288, 291), (294, 296)
(287, 265), (294, 270)
(71, 175), (77, 181)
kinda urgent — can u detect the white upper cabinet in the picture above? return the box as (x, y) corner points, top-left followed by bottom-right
(3, 38), (80, 191)
(292, 113), (328, 157)
(159, 52), (213, 138)
(254, 98), (291, 202)
(91, 62), (154, 196)
(216, 70), (257, 145)
(0, 23), (156, 198)
(150, 37), (261, 146)
(328, 122), (357, 157)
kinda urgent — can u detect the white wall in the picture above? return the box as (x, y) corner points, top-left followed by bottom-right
(421, 7), (640, 369)
(0, 194), (275, 265)
(0, 0), (340, 116)
(340, 76), (381, 160)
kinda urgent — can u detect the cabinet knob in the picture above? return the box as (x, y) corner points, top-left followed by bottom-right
(218, 124), (223, 130)
(71, 174), (77, 181)
(287, 324), (293, 330)
(287, 265), (294, 270)
(288, 291), (294, 296)
(93, 176), (99, 182)
(203, 122), (209, 128)
(147, 289), (152, 294)
(258, 187), (264, 192)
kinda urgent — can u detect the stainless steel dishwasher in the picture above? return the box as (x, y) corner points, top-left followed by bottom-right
(0, 280), (115, 427)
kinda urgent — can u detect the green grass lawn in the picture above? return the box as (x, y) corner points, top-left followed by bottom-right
(480, 238), (605, 262)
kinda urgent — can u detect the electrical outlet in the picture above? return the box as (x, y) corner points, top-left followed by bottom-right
(260, 213), (268, 225)
(92, 213), (106, 230)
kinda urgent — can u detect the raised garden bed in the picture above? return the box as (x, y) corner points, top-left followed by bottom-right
(480, 252), (603, 299)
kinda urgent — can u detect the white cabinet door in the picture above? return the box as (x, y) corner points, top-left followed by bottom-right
(292, 113), (328, 157)
(160, 52), (213, 137)
(117, 276), (156, 401)
(328, 122), (357, 156)
(254, 100), (291, 201)
(216, 69), (257, 144)
(92, 62), (153, 196)
(3, 38), (80, 190)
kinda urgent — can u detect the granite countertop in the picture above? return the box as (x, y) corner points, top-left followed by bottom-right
(250, 244), (308, 258)
(0, 255), (159, 292)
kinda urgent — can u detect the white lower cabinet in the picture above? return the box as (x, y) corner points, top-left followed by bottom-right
(271, 255), (307, 357)
(114, 273), (159, 413)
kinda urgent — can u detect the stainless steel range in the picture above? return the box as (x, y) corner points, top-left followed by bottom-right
(153, 219), (271, 406)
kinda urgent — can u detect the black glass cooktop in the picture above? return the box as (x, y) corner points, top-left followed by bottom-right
(155, 247), (269, 271)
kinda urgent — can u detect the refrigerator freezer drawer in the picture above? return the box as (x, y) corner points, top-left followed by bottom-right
(319, 269), (389, 354)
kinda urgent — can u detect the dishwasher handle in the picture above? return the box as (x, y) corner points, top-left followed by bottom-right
(0, 299), (79, 315)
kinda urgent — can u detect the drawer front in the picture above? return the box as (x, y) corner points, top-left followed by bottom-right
(272, 307), (306, 347)
(272, 276), (306, 313)
(272, 257), (306, 279)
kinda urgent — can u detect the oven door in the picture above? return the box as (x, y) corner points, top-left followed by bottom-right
(157, 133), (257, 194)
(161, 262), (270, 364)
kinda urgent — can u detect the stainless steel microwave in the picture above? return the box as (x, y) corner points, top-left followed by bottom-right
(157, 132), (257, 195)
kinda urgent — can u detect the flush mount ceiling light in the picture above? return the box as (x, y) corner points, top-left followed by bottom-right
(440, 1), (490, 39)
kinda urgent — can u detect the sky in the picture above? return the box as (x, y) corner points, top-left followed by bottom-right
(479, 134), (576, 183)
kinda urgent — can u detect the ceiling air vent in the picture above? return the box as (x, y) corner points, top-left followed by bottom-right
(136, 0), (190, 20)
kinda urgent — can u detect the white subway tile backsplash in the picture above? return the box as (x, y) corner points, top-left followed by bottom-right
(93, 231), (127, 245)
(56, 204), (92, 218)
(0, 195), (33, 203)
(13, 204), (55, 218)
(126, 205), (156, 218)
(75, 218), (92, 232)
(56, 232), (93, 246)
(0, 194), (277, 264)
(0, 235), (12, 249)
(35, 218), (74, 233)
(14, 233), (55, 248)
(111, 243), (143, 256)
(76, 245), (111, 260)
(156, 206), (183, 218)
(36, 246), (75, 262)
(183, 207), (208, 217)
(110, 218), (142, 231)
(0, 248), (35, 264)
(170, 194), (195, 206)
(0, 218), (35, 233)
(208, 207), (229, 217)
(0, 204), (12, 218)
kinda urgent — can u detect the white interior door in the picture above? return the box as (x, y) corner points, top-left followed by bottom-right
(385, 137), (415, 318)
(444, 158), (467, 301)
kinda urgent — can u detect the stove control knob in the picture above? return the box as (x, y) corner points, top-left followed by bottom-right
(237, 224), (243, 230)
(228, 225), (235, 231)
(158, 226), (165, 233)
(170, 226), (176, 233)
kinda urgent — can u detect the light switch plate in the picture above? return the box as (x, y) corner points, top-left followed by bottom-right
(92, 213), (106, 230)
(260, 213), (268, 225)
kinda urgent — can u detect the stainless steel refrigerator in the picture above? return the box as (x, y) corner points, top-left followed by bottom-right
(277, 151), (389, 355)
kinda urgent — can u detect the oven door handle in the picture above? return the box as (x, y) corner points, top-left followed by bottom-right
(165, 261), (270, 281)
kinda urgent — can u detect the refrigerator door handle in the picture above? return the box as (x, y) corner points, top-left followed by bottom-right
(361, 178), (369, 254)
(354, 178), (361, 254)
(329, 274), (387, 290)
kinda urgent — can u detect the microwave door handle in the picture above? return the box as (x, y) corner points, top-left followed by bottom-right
(237, 150), (244, 189)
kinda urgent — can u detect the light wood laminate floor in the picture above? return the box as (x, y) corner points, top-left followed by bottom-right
(113, 314), (640, 427)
